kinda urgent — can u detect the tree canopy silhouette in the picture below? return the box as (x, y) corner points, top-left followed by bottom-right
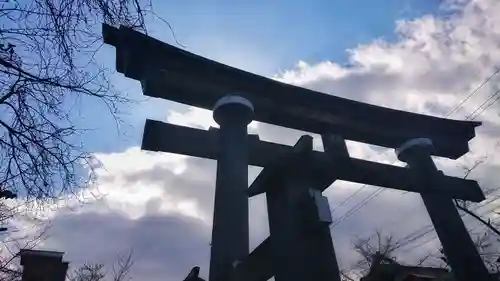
(0, 0), (152, 200)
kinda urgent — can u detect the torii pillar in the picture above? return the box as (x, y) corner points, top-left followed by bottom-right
(209, 95), (254, 281)
(396, 138), (489, 281)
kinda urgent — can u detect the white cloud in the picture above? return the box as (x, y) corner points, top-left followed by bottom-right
(8, 0), (500, 279)
(269, 0), (500, 272)
(167, 107), (216, 130)
(6, 146), (269, 280)
(166, 101), (259, 131)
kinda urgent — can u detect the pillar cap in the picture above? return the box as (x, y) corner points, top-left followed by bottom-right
(396, 138), (433, 160)
(213, 95), (254, 112)
(213, 94), (254, 125)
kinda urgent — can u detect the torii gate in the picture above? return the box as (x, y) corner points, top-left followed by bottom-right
(103, 24), (490, 281)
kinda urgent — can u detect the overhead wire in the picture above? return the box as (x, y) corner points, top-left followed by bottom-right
(393, 70), (500, 251)
(396, 205), (495, 255)
(338, 68), (500, 272)
(393, 194), (500, 255)
(337, 75), (500, 267)
(329, 152), (397, 214)
(466, 88), (500, 120)
(446, 67), (500, 118)
(356, 161), (500, 256)
(345, 170), (500, 270)
(469, 89), (500, 120)
(330, 187), (387, 228)
(396, 187), (500, 247)
(329, 185), (368, 214)
(362, 178), (500, 244)
(330, 66), (500, 229)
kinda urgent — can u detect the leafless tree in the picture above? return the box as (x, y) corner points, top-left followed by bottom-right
(341, 231), (399, 279)
(339, 272), (355, 281)
(69, 251), (135, 281)
(471, 231), (500, 273)
(345, 158), (500, 277)
(353, 231), (398, 270)
(434, 230), (500, 273)
(454, 158), (500, 237)
(111, 251), (134, 281)
(430, 157), (500, 273)
(0, 0), (162, 201)
(71, 264), (106, 281)
(0, 212), (49, 281)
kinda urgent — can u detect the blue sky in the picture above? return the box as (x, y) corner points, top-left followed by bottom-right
(16, 1), (500, 278)
(79, 0), (444, 154)
(151, 0), (443, 74)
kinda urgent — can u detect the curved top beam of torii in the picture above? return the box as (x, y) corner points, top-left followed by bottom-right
(102, 24), (480, 159)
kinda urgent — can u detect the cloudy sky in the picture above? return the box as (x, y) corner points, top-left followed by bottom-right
(4, 0), (500, 280)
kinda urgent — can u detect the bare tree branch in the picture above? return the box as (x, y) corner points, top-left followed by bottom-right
(350, 231), (399, 278)
(0, 0), (155, 201)
(456, 203), (500, 237)
(112, 250), (134, 281)
(454, 158), (500, 238)
(70, 263), (106, 281)
(0, 1), (164, 278)
(69, 250), (135, 281)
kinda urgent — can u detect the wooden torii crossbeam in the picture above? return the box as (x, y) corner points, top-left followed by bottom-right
(143, 120), (484, 202)
(102, 24), (480, 159)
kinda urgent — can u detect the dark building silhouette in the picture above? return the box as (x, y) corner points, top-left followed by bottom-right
(20, 249), (68, 281)
(360, 254), (451, 281)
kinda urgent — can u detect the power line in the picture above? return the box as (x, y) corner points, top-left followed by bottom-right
(344, 160), (500, 270)
(397, 227), (436, 253)
(470, 90), (500, 120)
(397, 210), (493, 255)
(330, 187), (386, 228)
(466, 88), (500, 120)
(446, 67), (500, 118)
(330, 185), (368, 214)
(333, 69), (500, 269)
(393, 199), (500, 255)
(330, 153), (397, 215)
(361, 199), (422, 241)
(330, 159), (398, 228)
(395, 201), (497, 253)
(394, 189), (500, 239)
(330, 66), (500, 229)
(357, 186), (500, 259)
(359, 172), (500, 250)
(412, 225), (484, 267)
